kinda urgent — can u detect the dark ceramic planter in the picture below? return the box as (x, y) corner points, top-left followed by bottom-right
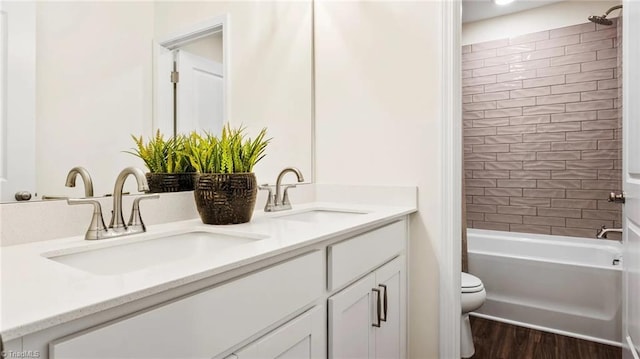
(146, 173), (197, 193)
(194, 173), (257, 225)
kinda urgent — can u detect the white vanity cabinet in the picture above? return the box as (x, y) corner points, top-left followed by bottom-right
(227, 306), (325, 359)
(326, 220), (407, 359)
(328, 257), (405, 359)
(10, 217), (409, 359)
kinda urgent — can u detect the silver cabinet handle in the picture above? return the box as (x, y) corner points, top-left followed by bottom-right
(372, 288), (382, 328)
(608, 191), (625, 203)
(379, 284), (388, 322)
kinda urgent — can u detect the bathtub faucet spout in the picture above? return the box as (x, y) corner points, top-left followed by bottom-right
(596, 226), (622, 239)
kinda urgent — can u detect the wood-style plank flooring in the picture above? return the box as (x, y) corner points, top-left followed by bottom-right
(470, 316), (621, 359)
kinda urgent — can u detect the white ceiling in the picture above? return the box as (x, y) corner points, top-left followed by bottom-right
(462, 0), (565, 23)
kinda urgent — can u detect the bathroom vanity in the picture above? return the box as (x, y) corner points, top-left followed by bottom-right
(0, 201), (414, 359)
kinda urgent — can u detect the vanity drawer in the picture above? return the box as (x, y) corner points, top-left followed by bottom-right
(50, 250), (323, 359)
(327, 220), (405, 291)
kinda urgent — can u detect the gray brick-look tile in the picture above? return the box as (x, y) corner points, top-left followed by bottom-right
(510, 115), (550, 125)
(551, 140), (597, 150)
(473, 144), (510, 153)
(522, 188), (565, 198)
(565, 39), (612, 54)
(473, 221), (510, 231)
(485, 108), (523, 118)
(566, 160), (614, 169)
(523, 75), (565, 88)
(566, 99), (613, 112)
(485, 213), (523, 224)
(566, 69), (613, 83)
(473, 64), (510, 77)
(510, 224), (551, 235)
(510, 170), (551, 179)
(549, 52), (596, 66)
(463, 102), (496, 111)
(497, 152), (536, 161)
(473, 91), (510, 102)
(537, 63), (581, 77)
(551, 198), (597, 209)
(566, 129), (613, 141)
(510, 142), (551, 152)
(485, 162), (522, 170)
(581, 28), (617, 42)
(537, 93), (580, 105)
(473, 118), (510, 127)
(474, 196), (510, 205)
(498, 205), (537, 215)
(510, 87), (551, 99)
(536, 122), (581, 133)
(462, 21), (622, 238)
(581, 58), (617, 72)
(510, 197), (551, 206)
(581, 89), (618, 101)
(497, 98), (536, 109)
(582, 120), (619, 130)
(498, 125), (537, 135)
(523, 161), (566, 170)
(538, 207), (582, 218)
(486, 188), (523, 197)
(485, 81), (523, 93)
(537, 179), (581, 189)
(523, 215), (565, 227)
(510, 59), (550, 72)
(552, 170), (598, 179)
(484, 134), (522, 144)
(537, 151), (580, 160)
(551, 111), (597, 122)
(497, 179), (537, 188)
(551, 82), (597, 95)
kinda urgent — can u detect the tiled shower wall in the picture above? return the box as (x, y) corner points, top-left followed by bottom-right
(462, 20), (622, 239)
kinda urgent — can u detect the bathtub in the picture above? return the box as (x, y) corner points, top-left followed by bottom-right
(467, 228), (622, 346)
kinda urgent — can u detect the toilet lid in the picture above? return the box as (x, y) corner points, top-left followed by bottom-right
(461, 272), (484, 293)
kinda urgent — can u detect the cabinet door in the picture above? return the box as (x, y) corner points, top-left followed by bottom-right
(232, 306), (325, 359)
(328, 272), (377, 359)
(374, 256), (405, 359)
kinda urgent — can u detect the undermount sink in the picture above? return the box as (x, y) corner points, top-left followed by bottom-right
(273, 209), (368, 223)
(45, 231), (262, 275)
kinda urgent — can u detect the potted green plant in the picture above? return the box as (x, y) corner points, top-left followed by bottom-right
(183, 124), (269, 225)
(126, 130), (196, 193)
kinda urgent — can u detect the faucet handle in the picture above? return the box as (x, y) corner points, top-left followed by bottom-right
(259, 184), (276, 211)
(67, 198), (108, 240)
(282, 185), (297, 206)
(127, 194), (159, 232)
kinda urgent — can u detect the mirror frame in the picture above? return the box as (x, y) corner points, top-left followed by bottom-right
(152, 14), (230, 137)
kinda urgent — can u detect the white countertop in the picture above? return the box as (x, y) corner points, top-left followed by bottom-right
(0, 202), (415, 341)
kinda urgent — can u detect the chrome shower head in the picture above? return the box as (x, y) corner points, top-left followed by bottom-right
(588, 15), (613, 26)
(588, 4), (622, 26)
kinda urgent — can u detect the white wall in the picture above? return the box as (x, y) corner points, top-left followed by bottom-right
(35, 2), (155, 198)
(154, 1), (313, 186)
(314, 1), (443, 356)
(462, 0), (621, 45)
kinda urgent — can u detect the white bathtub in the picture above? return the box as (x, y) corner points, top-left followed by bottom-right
(467, 228), (622, 346)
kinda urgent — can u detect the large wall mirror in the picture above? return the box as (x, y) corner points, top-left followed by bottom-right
(0, 1), (313, 203)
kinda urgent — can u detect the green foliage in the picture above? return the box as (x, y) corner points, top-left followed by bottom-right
(125, 130), (194, 173)
(182, 124), (270, 174)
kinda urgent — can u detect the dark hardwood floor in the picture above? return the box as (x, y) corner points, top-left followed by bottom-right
(470, 316), (622, 359)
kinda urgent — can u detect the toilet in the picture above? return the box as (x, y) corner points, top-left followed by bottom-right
(461, 272), (486, 358)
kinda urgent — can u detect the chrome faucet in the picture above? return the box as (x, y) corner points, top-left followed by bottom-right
(67, 167), (157, 240)
(259, 167), (305, 212)
(596, 226), (622, 239)
(65, 166), (94, 198)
